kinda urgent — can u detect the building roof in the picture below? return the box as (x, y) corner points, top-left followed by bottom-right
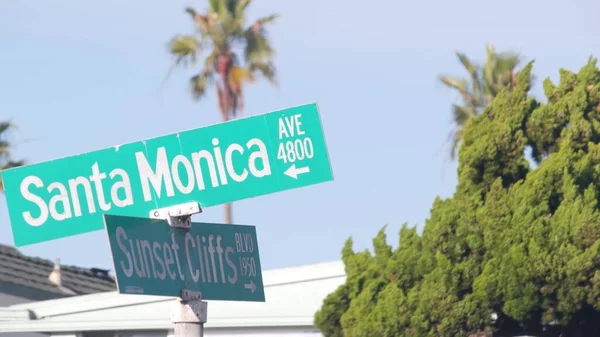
(0, 260), (346, 333)
(0, 243), (116, 296)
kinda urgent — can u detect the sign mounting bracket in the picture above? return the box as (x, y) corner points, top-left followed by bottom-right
(149, 201), (202, 228)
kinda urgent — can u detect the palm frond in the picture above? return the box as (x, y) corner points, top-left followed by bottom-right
(204, 49), (218, 70)
(208, 0), (222, 13)
(212, 0), (235, 26)
(228, 66), (254, 92)
(248, 61), (277, 86)
(0, 140), (11, 152)
(185, 7), (198, 19)
(0, 159), (24, 192)
(0, 122), (14, 135)
(452, 104), (473, 125)
(190, 70), (214, 100)
(228, 64), (252, 117)
(488, 44), (520, 70)
(483, 48), (522, 96)
(456, 53), (477, 78)
(2, 160), (24, 171)
(243, 17), (276, 65)
(255, 14), (279, 26)
(450, 128), (464, 160)
(225, 0), (238, 15)
(235, 0), (251, 18)
(217, 8), (236, 36)
(456, 52), (481, 97)
(439, 75), (467, 93)
(0, 160), (24, 192)
(496, 55), (520, 71)
(185, 7), (212, 34)
(169, 35), (201, 65)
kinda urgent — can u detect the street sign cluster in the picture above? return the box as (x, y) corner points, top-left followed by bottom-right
(1, 103), (333, 302)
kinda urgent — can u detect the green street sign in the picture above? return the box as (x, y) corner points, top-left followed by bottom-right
(2, 103), (334, 246)
(104, 214), (264, 301)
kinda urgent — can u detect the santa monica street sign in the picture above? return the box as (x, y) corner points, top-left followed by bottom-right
(2, 103), (333, 246)
(104, 214), (264, 301)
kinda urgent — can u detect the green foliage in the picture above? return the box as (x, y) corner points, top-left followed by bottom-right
(0, 121), (24, 192)
(315, 57), (600, 336)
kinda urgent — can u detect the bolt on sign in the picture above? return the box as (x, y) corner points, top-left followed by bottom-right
(2, 103), (334, 246)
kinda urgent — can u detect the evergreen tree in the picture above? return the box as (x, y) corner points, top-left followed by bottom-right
(315, 58), (600, 336)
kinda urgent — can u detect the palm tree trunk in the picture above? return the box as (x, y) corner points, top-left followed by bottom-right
(217, 99), (234, 224)
(216, 90), (233, 224)
(223, 202), (233, 224)
(216, 57), (235, 224)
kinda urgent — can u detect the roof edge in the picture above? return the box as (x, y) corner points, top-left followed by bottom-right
(0, 316), (316, 332)
(0, 308), (36, 321)
(9, 260), (346, 313)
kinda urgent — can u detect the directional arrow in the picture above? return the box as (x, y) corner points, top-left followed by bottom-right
(244, 280), (257, 293)
(284, 164), (310, 179)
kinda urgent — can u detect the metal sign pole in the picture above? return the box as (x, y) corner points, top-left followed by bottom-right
(172, 289), (207, 337)
(150, 202), (206, 337)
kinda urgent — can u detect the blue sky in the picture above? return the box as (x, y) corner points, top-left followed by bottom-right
(0, 0), (598, 273)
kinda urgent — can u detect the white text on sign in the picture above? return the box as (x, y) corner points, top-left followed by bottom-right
(277, 114), (314, 164)
(19, 138), (271, 227)
(115, 226), (258, 285)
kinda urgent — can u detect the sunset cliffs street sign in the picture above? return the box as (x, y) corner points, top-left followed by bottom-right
(104, 214), (265, 301)
(2, 103), (333, 246)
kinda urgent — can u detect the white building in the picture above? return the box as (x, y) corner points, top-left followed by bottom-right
(0, 261), (346, 337)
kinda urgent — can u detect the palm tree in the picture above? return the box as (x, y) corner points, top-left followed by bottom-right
(168, 0), (279, 224)
(0, 121), (25, 192)
(439, 44), (522, 160)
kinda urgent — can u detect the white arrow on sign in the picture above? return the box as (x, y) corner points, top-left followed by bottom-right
(284, 164), (310, 179)
(244, 280), (257, 293)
